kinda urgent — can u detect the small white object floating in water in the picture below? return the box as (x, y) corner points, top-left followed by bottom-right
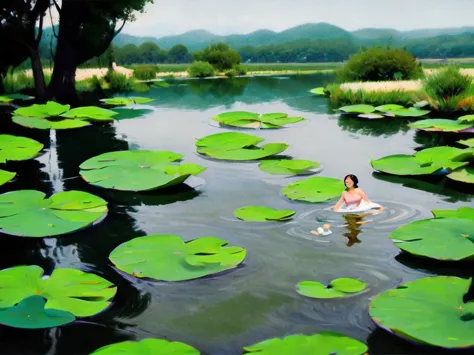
(311, 224), (332, 236)
(336, 200), (382, 213)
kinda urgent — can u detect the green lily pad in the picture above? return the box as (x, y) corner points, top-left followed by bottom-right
(458, 138), (474, 148)
(447, 167), (474, 184)
(281, 176), (345, 203)
(296, 278), (366, 299)
(432, 207), (474, 220)
(0, 190), (108, 237)
(409, 119), (473, 132)
(384, 107), (430, 117)
(371, 147), (473, 176)
(369, 276), (474, 348)
(234, 206), (295, 222)
(212, 111), (305, 129)
(196, 132), (288, 161)
(457, 115), (474, 123)
(0, 96), (14, 103)
(0, 265), (116, 317)
(0, 170), (16, 186)
(0, 134), (44, 163)
(14, 101), (70, 117)
(79, 150), (206, 191)
(109, 234), (246, 281)
(243, 332), (368, 355)
(258, 159), (320, 175)
(196, 132), (264, 150)
(100, 97), (154, 106)
(375, 104), (405, 112)
(12, 116), (91, 130)
(153, 81), (171, 88)
(389, 217), (474, 260)
(90, 338), (200, 355)
(113, 108), (154, 120)
(60, 106), (118, 121)
(337, 104), (376, 114)
(309, 87), (326, 95)
(0, 295), (75, 329)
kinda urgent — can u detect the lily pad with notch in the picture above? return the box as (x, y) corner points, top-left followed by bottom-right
(258, 159), (320, 175)
(281, 176), (345, 203)
(296, 278), (367, 299)
(0, 190), (108, 237)
(234, 206), (296, 222)
(370, 276), (474, 348)
(79, 150), (206, 191)
(0, 134), (44, 163)
(0, 265), (116, 318)
(109, 234), (246, 281)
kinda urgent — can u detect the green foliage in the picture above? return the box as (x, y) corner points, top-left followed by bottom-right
(133, 64), (158, 80)
(335, 46), (424, 82)
(225, 64), (248, 77)
(105, 70), (135, 92)
(423, 66), (473, 111)
(200, 42), (242, 71)
(188, 61), (215, 78)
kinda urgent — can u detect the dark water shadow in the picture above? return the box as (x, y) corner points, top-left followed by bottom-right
(372, 172), (474, 203)
(395, 253), (474, 279)
(367, 328), (474, 355)
(338, 115), (410, 137)
(413, 130), (474, 149)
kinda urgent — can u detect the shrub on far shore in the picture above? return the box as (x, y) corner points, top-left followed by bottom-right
(423, 65), (473, 111)
(336, 46), (424, 83)
(188, 61), (215, 78)
(133, 64), (159, 80)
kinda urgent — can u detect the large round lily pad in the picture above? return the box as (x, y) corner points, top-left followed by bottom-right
(389, 217), (474, 261)
(296, 278), (367, 299)
(234, 206), (295, 222)
(243, 332), (368, 355)
(196, 132), (288, 161)
(212, 111), (305, 129)
(281, 176), (345, 203)
(0, 134), (44, 163)
(371, 147), (473, 176)
(90, 338), (200, 355)
(79, 150), (206, 191)
(337, 104), (376, 114)
(375, 104), (405, 112)
(0, 295), (75, 329)
(409, 119), (473, 132)
(0, 265), (116, 318)
(109, 235), (246, 281)
(12, 101), (118, 129)
(369, 276), (474, 348)
(0, 190), (108, 237)
(258, 159), (320, 175)
(432, 206), (474, 220)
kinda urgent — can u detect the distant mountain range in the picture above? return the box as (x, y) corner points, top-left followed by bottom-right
(112, 22), (474, 50)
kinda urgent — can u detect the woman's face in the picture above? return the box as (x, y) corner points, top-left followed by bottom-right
(345, 176), (354, 188)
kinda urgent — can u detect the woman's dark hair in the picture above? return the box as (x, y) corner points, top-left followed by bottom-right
(344, 174), (359, 189)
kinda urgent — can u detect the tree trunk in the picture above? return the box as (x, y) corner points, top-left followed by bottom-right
(48, 1), (83, 104)
(0, 75), (4, 94)
(29, 48), (47, 102)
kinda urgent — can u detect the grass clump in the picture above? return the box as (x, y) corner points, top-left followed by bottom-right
(132, 64), (159, 80)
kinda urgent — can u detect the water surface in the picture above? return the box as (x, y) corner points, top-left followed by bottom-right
(1, 74), (473, 355)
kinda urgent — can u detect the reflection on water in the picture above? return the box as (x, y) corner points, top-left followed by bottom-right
(0, 74), (474, 354)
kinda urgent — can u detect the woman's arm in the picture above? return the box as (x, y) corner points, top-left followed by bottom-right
(332, 194), (345, 212)
(357, 189), (371, 203)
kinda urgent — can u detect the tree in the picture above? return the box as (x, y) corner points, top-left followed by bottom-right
(48, 0), (153, 103)
(0, 0), (50, 99)
(168, 44), (191, 63)
(201, 42), (241, 71)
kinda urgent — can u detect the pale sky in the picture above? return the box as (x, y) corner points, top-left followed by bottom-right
(45, 0), (474, 38)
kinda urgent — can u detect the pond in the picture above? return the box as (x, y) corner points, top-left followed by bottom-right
(1, 74), (474, 354)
